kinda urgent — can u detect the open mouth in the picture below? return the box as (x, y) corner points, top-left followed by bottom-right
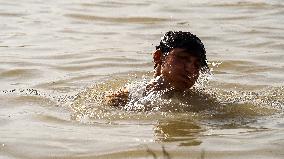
(181, 74), (195, 84)
(184, 74), (197, 80)
(182, 74), (198, 85)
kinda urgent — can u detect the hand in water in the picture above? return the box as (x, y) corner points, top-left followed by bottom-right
(105, 87), (129, 107)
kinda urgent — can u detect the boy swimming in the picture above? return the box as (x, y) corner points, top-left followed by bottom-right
(105, 31), (208, 107)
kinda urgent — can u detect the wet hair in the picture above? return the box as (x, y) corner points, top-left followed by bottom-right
(156, 31), (208, 68)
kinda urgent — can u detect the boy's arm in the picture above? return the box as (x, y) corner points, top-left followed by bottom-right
(105, 87), (129, 107)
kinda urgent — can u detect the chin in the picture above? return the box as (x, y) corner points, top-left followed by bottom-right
(169, 78), (195, 91)
(173, 84), (193, 91)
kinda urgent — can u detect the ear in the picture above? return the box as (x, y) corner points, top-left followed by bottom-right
(153, 50), (162, 64)
(153, 50), (163, 77)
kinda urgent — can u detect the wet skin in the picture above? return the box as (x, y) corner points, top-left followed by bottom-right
(155, 48), (201, 91)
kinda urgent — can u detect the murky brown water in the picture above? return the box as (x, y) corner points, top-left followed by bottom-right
(1, 0), (284, 158)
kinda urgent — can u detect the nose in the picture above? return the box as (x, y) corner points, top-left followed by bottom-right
(185, 62), (200, 76)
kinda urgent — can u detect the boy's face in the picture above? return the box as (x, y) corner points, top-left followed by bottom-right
(160, 48), (201, 91)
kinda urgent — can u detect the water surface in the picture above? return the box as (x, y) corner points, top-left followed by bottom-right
(0, 0), (284, 158)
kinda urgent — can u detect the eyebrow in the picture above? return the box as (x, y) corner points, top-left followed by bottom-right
(178, 52), (202, 61)
(178, 50), (195, 57)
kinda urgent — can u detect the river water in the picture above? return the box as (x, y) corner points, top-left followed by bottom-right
(0, 0), (284, 158)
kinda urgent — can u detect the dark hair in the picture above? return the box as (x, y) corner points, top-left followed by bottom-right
(156, 31), (208, 68)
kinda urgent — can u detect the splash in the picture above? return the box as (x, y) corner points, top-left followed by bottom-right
(0, 88), (76, 106)
(69, 70), (283, 124)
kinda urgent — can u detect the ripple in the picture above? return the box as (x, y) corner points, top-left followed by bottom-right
(0, 69), (41, 79)
(80, 1), (150, 8)
(0, 2), (22, 7)
(0, 12), (26, 17)
(34, 114), (71, 125)
(30, 52), (91, 60)
(211, 15), (254, 21)
(54, 62), (152, 71)
(209, 1), (283, 9)
(65, 13), (169, 24)
(66, 57), (142, 65)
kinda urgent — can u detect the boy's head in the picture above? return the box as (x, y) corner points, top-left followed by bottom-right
(156, 31), (208, 68)
(153, 31), (208, 91)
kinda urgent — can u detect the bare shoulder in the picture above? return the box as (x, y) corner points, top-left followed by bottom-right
(104, 87), (129, 107)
